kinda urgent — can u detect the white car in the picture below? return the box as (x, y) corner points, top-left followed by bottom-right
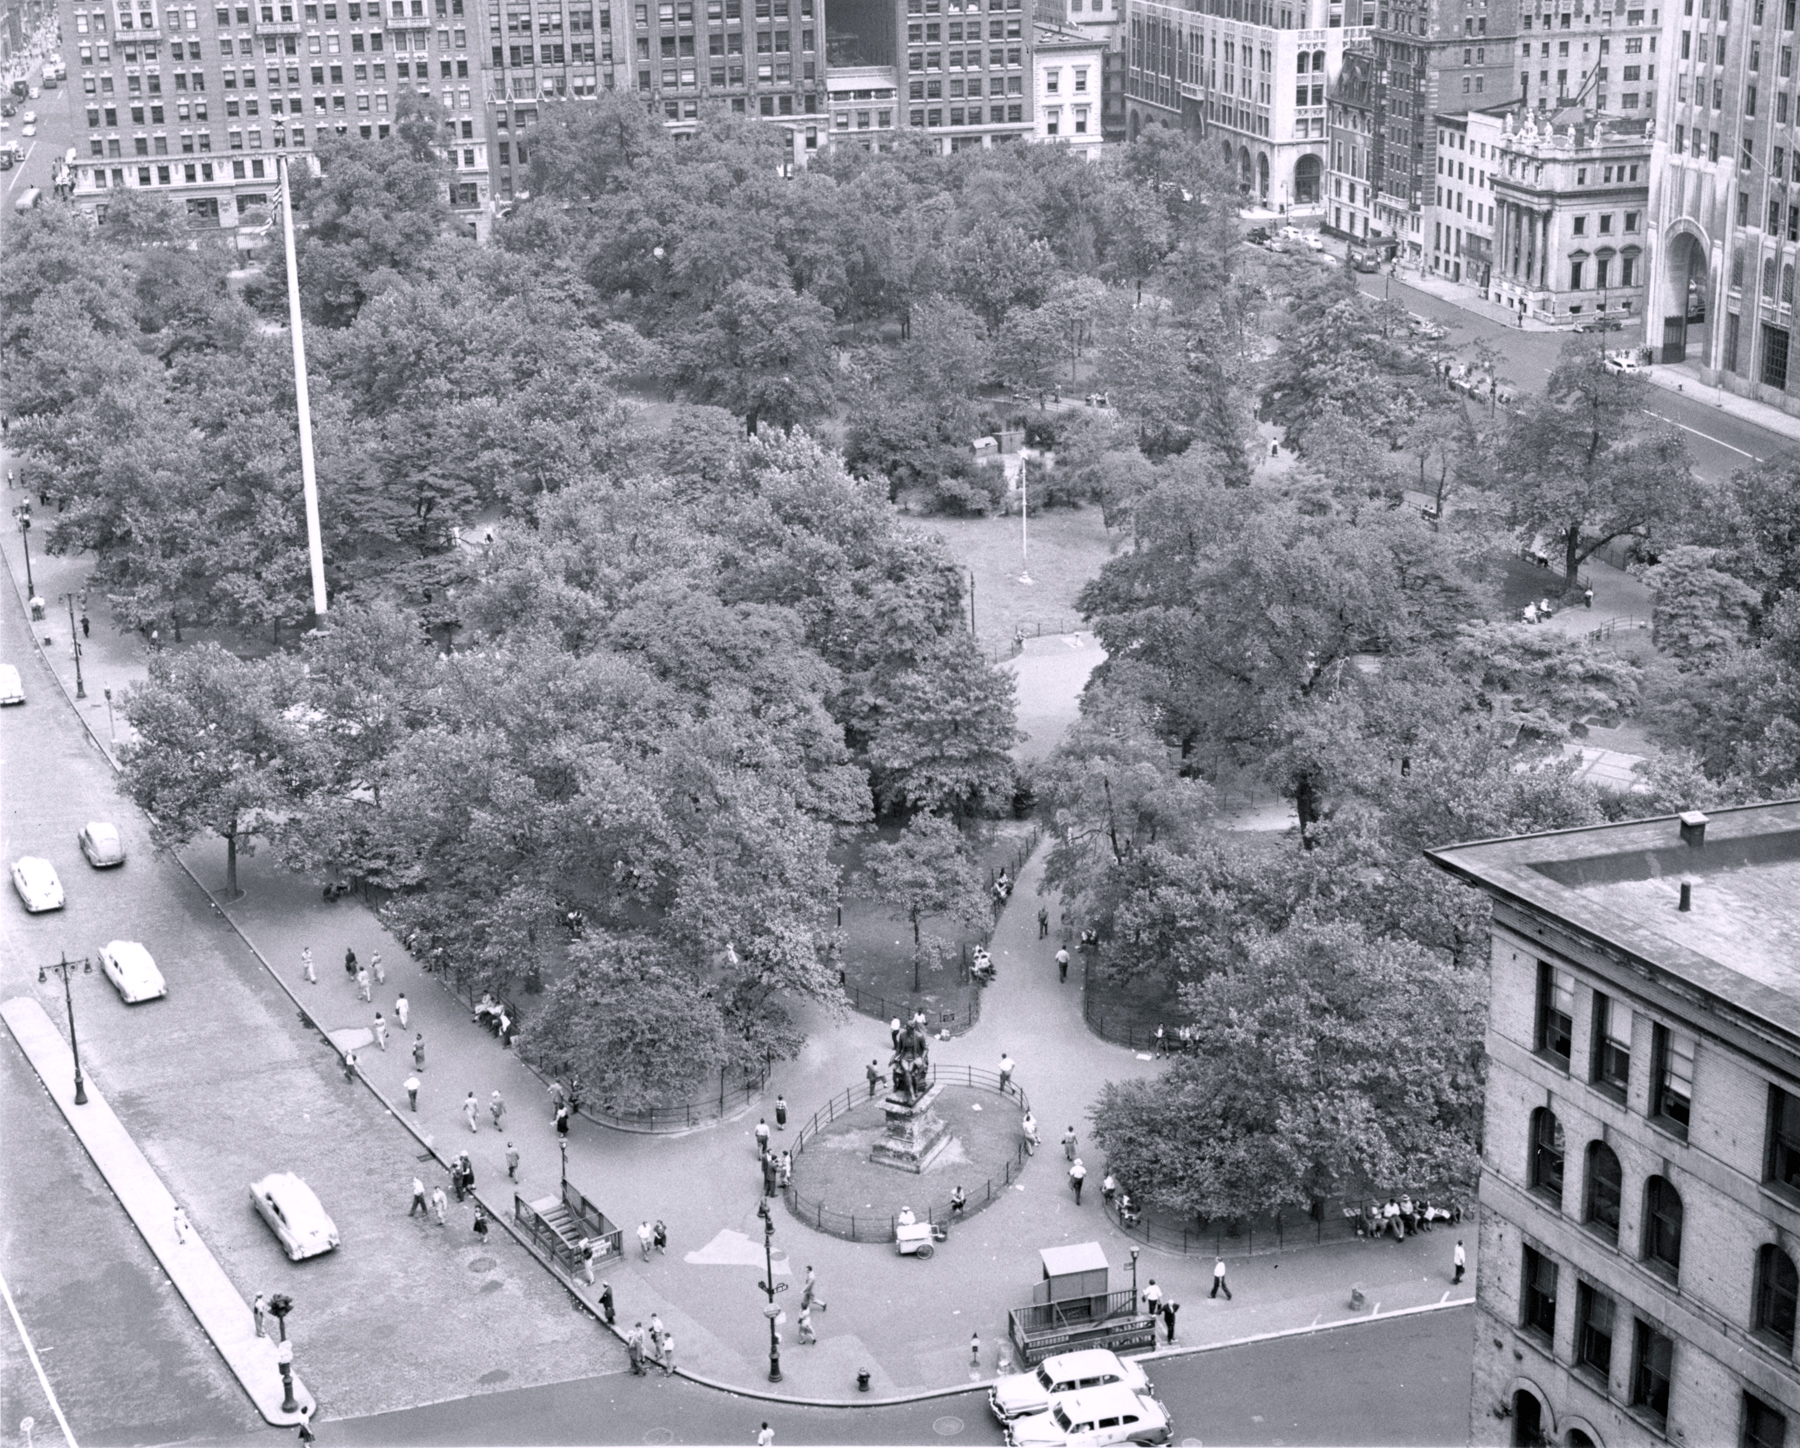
(20, 123), (34, 136)
(991, 1349), (1153, 1422)
(11, 855), (64, 912)
(1006, 1384), (1172, 1447)
(19, 109), (35, 123)
(250, 1173), (341, 1261)
(78, 821), (125, 868)
(1603, 352), (1642, 376)
(0, 662), (23, 704)
(99, 940), (167, 1003)
(1304, 233), (1324, 251)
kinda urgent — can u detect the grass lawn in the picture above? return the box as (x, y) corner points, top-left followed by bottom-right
(905, 506), (1118, 656)
(787, 1083), (1025, 1225)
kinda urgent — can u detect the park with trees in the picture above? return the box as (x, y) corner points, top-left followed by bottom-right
(3, 100), (1795, 1187)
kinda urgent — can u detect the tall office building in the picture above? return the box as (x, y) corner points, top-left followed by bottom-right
(66, 0), (490, 230)
(1118, 0), (1359, 209)
(1431, 803), (1800, 1448)
(1643, 0), (1800, 412)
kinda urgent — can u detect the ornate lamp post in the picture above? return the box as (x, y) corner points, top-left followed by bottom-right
(61, 592), (85, 699)
(267, 1292), (298, 1413)
(755, 1198), (786, 1383)
(1129, 1245), (1141, 1310)
(13, 500), (33, 600)
(37, 954), (92, 1105)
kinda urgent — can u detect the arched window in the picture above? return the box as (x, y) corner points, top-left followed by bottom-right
(1584, 1141), (1622, 1243)
(1786, 264), (1797, 307)
(1642, 1175), (1684, 1279)
(1755, 1243), (1799, 1347)
(1530, 1108), (1566, 1205)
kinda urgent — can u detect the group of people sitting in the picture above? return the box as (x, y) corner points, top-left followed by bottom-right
(473, 993), (517, 1045)
(1349, 1194), (1461, 1240)
(970, 946), (995, 982)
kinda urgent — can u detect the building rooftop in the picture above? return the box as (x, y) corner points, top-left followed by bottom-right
(1428, 800), (1800, 1038)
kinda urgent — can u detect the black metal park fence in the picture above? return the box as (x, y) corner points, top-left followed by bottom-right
(782, 1064), (1034, 1243)
(1106, 1190), (1468, 1259)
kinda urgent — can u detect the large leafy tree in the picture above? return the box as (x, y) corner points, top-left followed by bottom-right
(861, 813), (991, 992)
(674, 280), (837, 435)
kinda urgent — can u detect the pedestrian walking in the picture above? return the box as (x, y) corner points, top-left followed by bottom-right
(1453, 1239), (1466, 1285)
(395, 992), (409, 1029)
(450, 1158), (466, 1202)
(1102, 1172), (1117, 1209)
(1144, 1278), (1162, 1315)
(297, 1408), (316, 1445)
(1068, 1157), (1087, 1205)
(373, 1011), (388, 1050)
(458, 1152), (475, 1194)
(1037, 904), (1050, 938)
(490, 1089), (505, 1130)
(998, 1052), (1015, 1094)
(408, 1177), (429, 1217)
(800, 1265), (821, 1311)
(253, 1291), (268, 1337)
(867, 1058), (882, 1098)
(775, 1095), (787, 1129)
(343, 1050), (358, 1083)
(556, 1103), (570, 1137)
(648, 1313), (665, 1362)
(659, 1331), (676, 1376)
(301, 947), (316, 985)
(473, 1205), (490, 1242)
(1153, 1024), (1167, 1057)
(761, 1154), (778, 1198)
(757, 1423), (775, 1446)
(412, 1034), (426, 1070)
(579, 1238), (596, 1285)
(599, 1281), (615, 1325)
(1161, 1301), (1180, 1343)
(356, 965), (371, 1002)
(405, 1074), (420, 1111)
(654, 1219), (667, 1254)
(1021, 1111), (1039, 1154)
(754, 1117), (771, 1154)
(797, 1306), (816, 1344)
(344, 946), (358, 981)
(80, 611), (90, 638)
(370, 950), (384, 986)
(1583, 585), (1594, 609)
(505, 1142), (520, 1180)
(432, 1186), (447, 1225)
(1210, 1257), (1232, 1300)
(464, 1092), (480, 1133)
(548, 1078), (567, 1115)
(1062, 1125), (1078, 1161)
(628, 1324), (646, 1375)
(638, 1220), (654, 1261)
(1055, 946), (1069, 982)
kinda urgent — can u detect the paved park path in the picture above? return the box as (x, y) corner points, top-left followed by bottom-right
(2, 519), (1476, 1410)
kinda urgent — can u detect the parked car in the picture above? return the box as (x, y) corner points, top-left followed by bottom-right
(99, 940), (167, 1003)
(250, 1173), (340, 1261)
(11, 855), (64, 912)
(0, 663), (24, 704)
(1244, 226), (1271, 246)
(20, 109), (35, 123)
(991, 1349), (1153, 1423)
(1303, 233), (1324, 251)
(78, 821), (126, 867)
(1005, 1384), (1172, 1446)
(20, 122), (35, 136)
(1351, 251), (1381, 273)
(1603, 351), (1642, 375)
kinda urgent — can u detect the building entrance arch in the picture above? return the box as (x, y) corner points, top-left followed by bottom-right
(1661, 228), (1709, 363)
(1294, 153), (1322, 205)
(1257, 151), (1270, 200)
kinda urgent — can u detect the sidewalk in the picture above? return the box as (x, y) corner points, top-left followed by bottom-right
(1, 997), (317, 1428)
(1382, 266), (1562, 333)
(1643, 358), (1800, 445)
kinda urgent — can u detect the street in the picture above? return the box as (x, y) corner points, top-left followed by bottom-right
(1355, 271), (1792, 486)
(235, 1308), (1476, 1447)
(0, 40), (75, 230)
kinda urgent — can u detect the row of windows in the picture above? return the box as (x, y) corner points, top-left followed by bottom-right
(1535, 965), (1694, 1137)
(1681, 0), (1796, 26)
(910, 48), (1025, 70)
(1519, 1235), (1793, 1439)
(910, 102), (1023, 125)
(1527, 1114), (1684, 1273)
(909, 16), (1023, 40)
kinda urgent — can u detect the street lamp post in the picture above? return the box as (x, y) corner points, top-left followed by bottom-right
(268, 1292), (298, 1413)
(36, 954), (92, 1105)
(13, 501), (33, 600)
(1129, 1245), (1141, 1310)
(103, 686), (115, 741)
(62, 593), (86, 699)
(756, 1198), (786, 1383)
(559, 1138), (568, 1187)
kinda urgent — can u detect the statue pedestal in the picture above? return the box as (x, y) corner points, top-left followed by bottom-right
(869, 1083), (952, 1174)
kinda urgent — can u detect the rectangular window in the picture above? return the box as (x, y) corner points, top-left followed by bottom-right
(1768, 1087), (1800, 1196)
(1536, 963), (1574, 1066)
(1575, 1282), (1615, 1380)
(1592, 994), (1631, 1097)
(1745, 1394), (1790, 1448)
(1765, 325), (1792, 390)
(1631, 1320), (1673, 1424)
(1521, 1245), (1558, 1342)
(1651, 1025), (1694, 1135)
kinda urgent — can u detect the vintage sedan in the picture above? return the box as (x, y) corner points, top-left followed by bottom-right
(98, 940), (167, 1003)
(11, 855), (64, 912)
(991, 1349), (1152, 1422)
(78, 821), (125, 868)
(0, 663), (24, 705)
(250, 1173), (340, 1261)
(1005, 1384), (1173, 1447)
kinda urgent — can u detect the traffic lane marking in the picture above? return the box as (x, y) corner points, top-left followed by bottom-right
(1643, 409), (1759, 458)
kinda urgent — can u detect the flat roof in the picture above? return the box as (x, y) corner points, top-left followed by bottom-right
(1427, 800), (1800, 1038)
(1040, 1242), (1109, 1277)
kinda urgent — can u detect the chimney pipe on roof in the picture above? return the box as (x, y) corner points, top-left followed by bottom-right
(1679, 881), (1693, 912)
(1679, 810), (1708, 848)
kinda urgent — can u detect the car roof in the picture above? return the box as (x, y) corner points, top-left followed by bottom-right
(15, 855), (55, 876)
(86, 822), (120, 839)
(0, 663), (21, 683)
(104, 940), (155, 969)
(1057, 1384), (1154, 1415)
(1042, 1349), (1126, 1376)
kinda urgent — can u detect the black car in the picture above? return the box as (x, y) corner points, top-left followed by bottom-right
(1, 101), (15, 116)
(1244, 226), (1271, 246)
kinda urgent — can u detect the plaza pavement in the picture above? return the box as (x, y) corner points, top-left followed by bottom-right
(1, 511), (1477, 1411)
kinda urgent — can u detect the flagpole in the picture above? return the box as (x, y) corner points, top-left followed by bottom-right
(279, 152), (328, 626)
